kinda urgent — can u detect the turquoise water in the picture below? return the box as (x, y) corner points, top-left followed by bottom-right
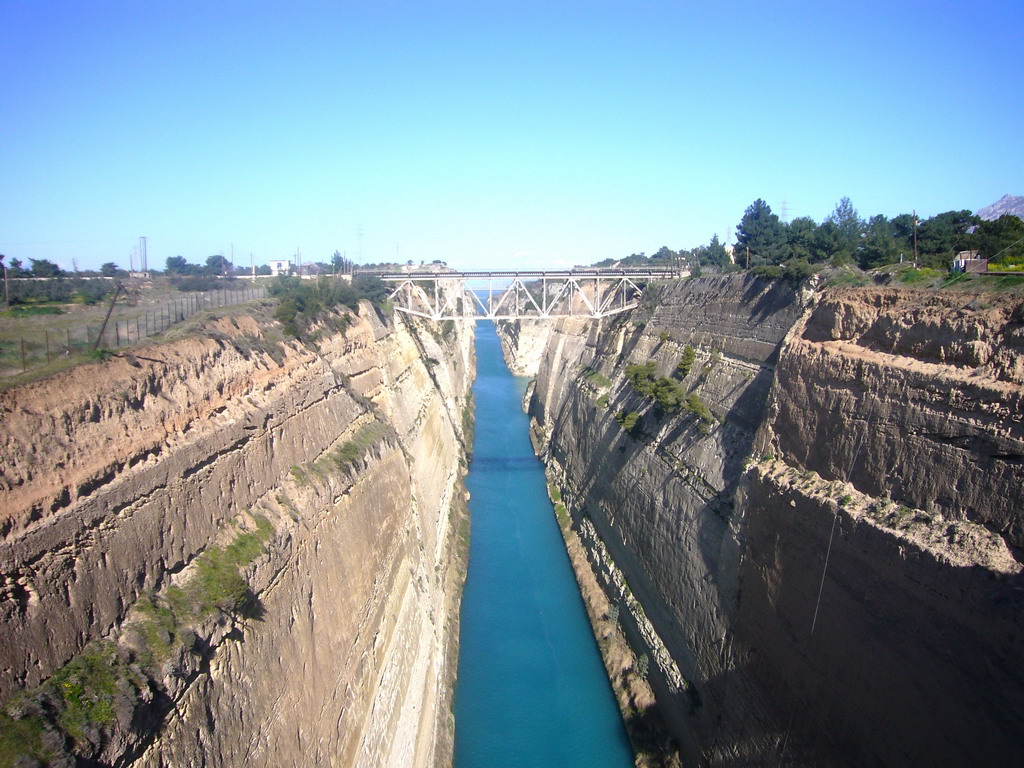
(453, 323), (633, 768)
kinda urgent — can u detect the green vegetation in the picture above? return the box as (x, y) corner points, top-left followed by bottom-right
(583, 367), (612, 388)
(331, 420), (389, 473)
(0, 276), (117, 307)
(594, 196), (1023, 279)
(635, 653), (650, 679)
(130, 516), (273, 665)
(554, 502), (570, 528)
(0, 705), (50, 767)
(625, 362), (685, 413)
(615, 410), (641, 435)
(0, 641), (148, 766)
(49, 643), (132, 741)
(893, 266), (944, 285)
(268, 274), (389, 338)
(622, 360), (717, 432)
(548, 483), (562, 503)
(676, 345), (696, 378)
(595, 393), (609, 409)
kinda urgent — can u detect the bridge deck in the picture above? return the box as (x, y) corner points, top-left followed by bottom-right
(364, 268), (679, 281)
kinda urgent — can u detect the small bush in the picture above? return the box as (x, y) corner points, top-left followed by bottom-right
(330, 420), (388, 473)
(676, 345), (696, 379)
(190, 547), (249, 615)
(0, 707), (50, 766)
(596, 393), (609, 408)
(49, 642), (134, 742)
(615, 410), (641, 434)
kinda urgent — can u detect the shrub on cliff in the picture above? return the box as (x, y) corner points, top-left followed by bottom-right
(268, 274), (389, 338)
(676, 345), (696, 379)
(615, 410), (641, 435)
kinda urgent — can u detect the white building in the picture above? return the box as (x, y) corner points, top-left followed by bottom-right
(268, 259), (292, 276)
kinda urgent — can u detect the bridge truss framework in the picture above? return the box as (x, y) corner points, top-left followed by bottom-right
(376, 269), (677, 322)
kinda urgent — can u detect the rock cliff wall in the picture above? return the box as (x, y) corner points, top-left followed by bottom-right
(504, 276), (1024, 767)
(0, 302), (473, 767)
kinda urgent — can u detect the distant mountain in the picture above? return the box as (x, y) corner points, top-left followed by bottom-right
(977, 194), (1024, 221)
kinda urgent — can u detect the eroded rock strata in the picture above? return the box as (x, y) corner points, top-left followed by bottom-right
(0, 304), (473, 767)
(503, 276), (1024, 767)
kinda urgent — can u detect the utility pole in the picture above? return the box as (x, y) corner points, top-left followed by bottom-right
(746, 246), (750, 270)
(4, 267), (9, 309)
(250, 252), (255, 281)
(93, 283), (124, 352)
(139, 237), (147, 273)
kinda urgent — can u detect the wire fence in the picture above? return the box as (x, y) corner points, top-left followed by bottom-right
(1, 285), (267, 379)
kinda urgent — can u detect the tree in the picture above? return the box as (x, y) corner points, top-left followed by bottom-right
(917, 210), (978, 267)
(332, 250), (356, 274)
(7, 258), (28, 277)
(785, 217), (818, 262)
(703, 234), (730, 268)
(973, 215), (1024, 263)
(165, 255), (190, 274)
(205, 254), (228, 275)
(735, 199), (786, 266)
(99, 262), (123, 277)
(810, 219), (841, 262)
(29, 258), (64, 277)
(859, 215), (901, 269)
(827, 197), (864, 263)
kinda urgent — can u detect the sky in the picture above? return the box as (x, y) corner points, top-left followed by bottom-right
(1, 0), (1021, 272)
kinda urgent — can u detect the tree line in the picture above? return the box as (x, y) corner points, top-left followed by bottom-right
(597, 198), (1024, 274)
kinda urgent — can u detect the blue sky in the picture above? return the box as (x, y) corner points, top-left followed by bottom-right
(1, 1), (1021, 271)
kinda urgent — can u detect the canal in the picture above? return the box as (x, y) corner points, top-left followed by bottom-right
(453, 322), (633, 768)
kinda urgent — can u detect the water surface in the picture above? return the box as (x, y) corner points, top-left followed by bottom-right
(454, 322), (633, 768)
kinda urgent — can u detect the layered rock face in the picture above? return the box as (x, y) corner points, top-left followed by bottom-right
(505, 277), (1024, 767)
(0, 304), (473, 767)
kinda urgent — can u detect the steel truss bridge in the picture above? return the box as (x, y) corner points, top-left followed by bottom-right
(369, 268), (681, 322)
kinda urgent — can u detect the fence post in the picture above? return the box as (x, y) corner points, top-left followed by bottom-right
(115, 322), (120, 347)
(21, 338), (27, 372)
(46, 331), (51, 363)
(67, 328), (71, 353)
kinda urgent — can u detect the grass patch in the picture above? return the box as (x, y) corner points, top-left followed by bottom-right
(330, 420), (389, 473)
(583, 367), (612, 389)
(129, 516), (273, 663)
(596, 393), (609, 408)
(1, 304), (66, 317)
(893, 266), (944, 285)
